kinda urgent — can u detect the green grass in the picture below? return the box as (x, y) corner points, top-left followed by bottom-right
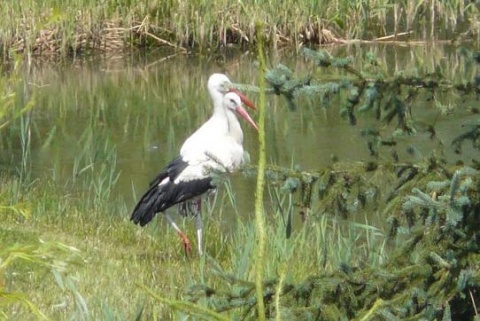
(1, 0), (478, 56)
(0, 172), (387, 319)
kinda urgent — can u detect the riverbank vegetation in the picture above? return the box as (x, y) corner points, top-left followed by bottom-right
(1, 42), (480, 319)
(1, 0), (479, 57)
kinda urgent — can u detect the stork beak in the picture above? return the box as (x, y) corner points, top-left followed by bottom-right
(228, 88), (256, 110)
(236, 105), (259, 131)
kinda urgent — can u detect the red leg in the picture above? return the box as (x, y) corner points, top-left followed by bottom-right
(165, 212), (192, 256)
(178, 231), (192, 255)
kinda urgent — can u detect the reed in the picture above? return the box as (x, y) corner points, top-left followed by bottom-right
(253, 21), (267, 321)
(0, 0), (477, 57)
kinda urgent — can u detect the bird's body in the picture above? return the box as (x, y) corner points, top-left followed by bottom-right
(180, 109), (246, 173)
(131, 94), (248, 226)
(131, 74), (257, 255)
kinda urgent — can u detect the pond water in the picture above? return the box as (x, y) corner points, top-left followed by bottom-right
(0, 44), (478, 227)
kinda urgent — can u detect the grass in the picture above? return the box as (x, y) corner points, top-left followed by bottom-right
(0, 0), (479, 57)
(0, 172), (388, 319)
(253, 24), (268, 320)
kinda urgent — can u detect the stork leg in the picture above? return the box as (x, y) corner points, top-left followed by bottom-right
(191, 198), (203, 256)
(165, 212), (192, 255)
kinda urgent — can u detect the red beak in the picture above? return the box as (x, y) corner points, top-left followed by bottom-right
(228, 88), (258, 131)
(235, 106), (259, 131)
(228, 88), (256, 110)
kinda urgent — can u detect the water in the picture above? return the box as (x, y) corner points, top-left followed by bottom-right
(1, 44), (478, 226)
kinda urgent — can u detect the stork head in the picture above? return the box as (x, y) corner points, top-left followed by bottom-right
(208, 73), (232, 95)
(223, 92), (258, 131)
(207, 73), (256, 110)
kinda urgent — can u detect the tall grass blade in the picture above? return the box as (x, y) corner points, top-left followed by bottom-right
(254, 21), (267, 321)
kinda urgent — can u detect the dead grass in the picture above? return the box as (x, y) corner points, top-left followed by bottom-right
(1, 0), (478, 57)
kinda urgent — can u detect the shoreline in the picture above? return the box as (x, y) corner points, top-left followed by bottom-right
(1, 1), (478, 58)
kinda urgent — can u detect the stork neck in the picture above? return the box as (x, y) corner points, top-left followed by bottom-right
(208, 89), (243, 144)
(211, 91), (225, 115)
(225, 108), (244, 144)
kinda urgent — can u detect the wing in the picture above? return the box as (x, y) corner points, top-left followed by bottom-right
(148, 156), (188, 187)
(131, 155), (213, 226)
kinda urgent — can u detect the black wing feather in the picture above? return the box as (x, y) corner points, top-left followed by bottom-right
(148, 156), (188, 187)
(130, 156), (213, 226)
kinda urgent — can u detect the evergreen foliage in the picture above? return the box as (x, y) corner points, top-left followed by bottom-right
(237, 46), (480, 158)
(176, 158), (480, 320)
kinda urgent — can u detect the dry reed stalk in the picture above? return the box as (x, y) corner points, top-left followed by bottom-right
(5, 16), (352, 57)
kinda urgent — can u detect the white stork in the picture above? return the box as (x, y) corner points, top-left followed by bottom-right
(130, 74), (257, 255)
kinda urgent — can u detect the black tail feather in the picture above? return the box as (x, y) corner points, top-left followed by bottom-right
(131, 183), (165, 226)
